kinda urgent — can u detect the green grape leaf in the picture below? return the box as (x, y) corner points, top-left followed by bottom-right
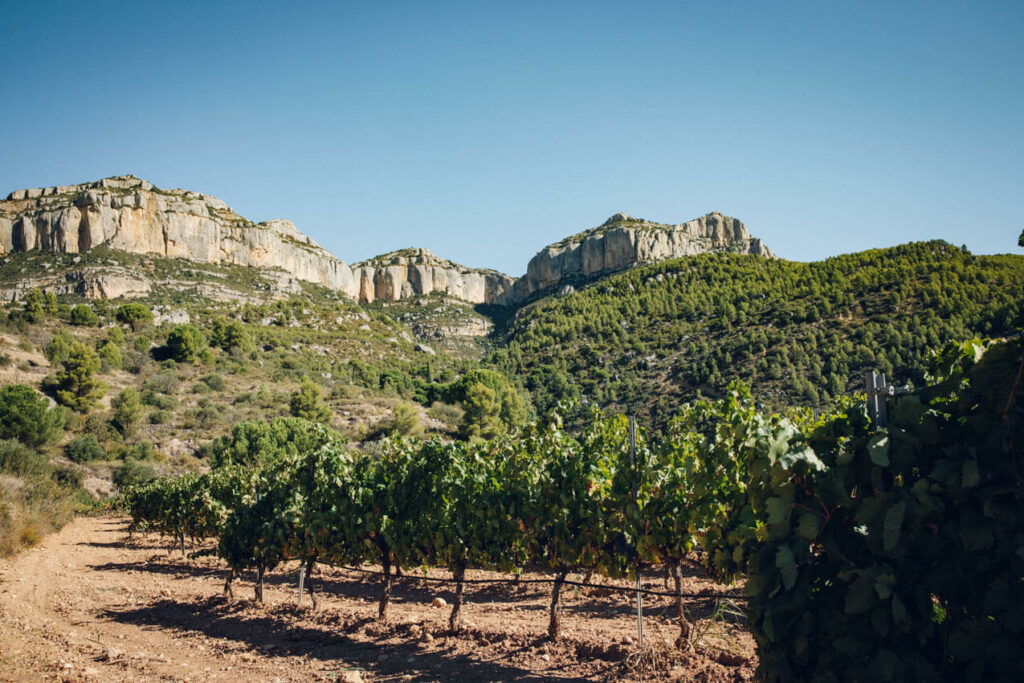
(883, 501), (905, 551)
(775, 544), (797, 590)
(766, 495), (793, 527)
(796, 512), (821, 541)
(868, 434), (890, 467)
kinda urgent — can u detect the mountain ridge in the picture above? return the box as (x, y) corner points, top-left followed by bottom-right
(1, 175), (776, 306)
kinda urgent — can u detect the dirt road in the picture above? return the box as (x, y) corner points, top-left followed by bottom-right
(0, 516), (755, 682)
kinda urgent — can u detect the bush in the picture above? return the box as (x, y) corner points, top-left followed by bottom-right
(69, 304), (99, 326)
(115, 303), (153, 331)
(427, 401), (464, 430)
(52, 465), (84, 489)
(63, 435), (104, 464)
(141, 390), (177, 410)
(387, 401), (422, 437)
(289, 376), (332, 424)
(209, 417), (338, 469)
(0, 384), (66, 447)
(143, 371), (178, 394)
(112, 458), (157, 489)
(210, 318), (253, 353)
(54, 342), (106, 412)
(148, 409), (172, 425)
(132, 335), (151, 352)
(106, 326), (126, 345)
(165, 324), (206, 363)
(97, 340), (123, 371)
(119, 442), (154, 461)
(0, 439), (51, 478)
(44, 330), (75, 364)
(201, 373), (225, 391)
(111, 387), (143, 436)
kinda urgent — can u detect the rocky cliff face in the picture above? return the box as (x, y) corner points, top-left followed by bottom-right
(0, 176), (510, 304)
(352, 248), (513, 304)
(1, 178), (775, 307)
(496, 212), (775, 305)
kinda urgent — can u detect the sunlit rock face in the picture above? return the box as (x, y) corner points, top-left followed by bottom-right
(496, 212), (775, 305)
(0, 176), (512, 303)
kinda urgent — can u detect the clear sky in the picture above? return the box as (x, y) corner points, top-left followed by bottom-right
(2, 1), (1022, 276)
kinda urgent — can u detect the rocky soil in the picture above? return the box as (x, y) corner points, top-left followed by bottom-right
(0, 516), (756, 682)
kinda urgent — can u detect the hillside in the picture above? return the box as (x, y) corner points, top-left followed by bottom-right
(488, 241), (1024, 426)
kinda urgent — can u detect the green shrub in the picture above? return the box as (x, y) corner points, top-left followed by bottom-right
(64, 435), (104, 464)
(210, 317), (252, 353)
(427, 401), (464, 430)
(44, 330), (75, 364)
(0, 439), (51, 477)
(0, 384), (66, 447)
(141, 390), (177, 410)
(143, 371), (178, 394)
(209, 417), (338, 469)
(115, 303), (153, 331)
(54, 342), (106, 412)
(97, 340), (123, 371)
(165, 324), (206, 363)
(106, 326), (126, 345)
(201, 373), (225, 391)
(69, 304), (99, 326)
(289, 376), (332, 424)
(132, 335), (151, 352)
(112, 458), (157, 489)
(148, 409), (172, 425)
(119, 442), (154, 461)
(111, 387), (143, 436)
(387, 401), (422, 437)
(52, 466), (83, 489)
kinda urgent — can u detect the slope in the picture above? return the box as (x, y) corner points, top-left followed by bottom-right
(488, 241), (1024, 427)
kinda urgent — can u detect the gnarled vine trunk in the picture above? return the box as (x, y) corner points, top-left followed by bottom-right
(223, 568), (235, 600)
(378, 548), (392, 621)
(303, 558), (318, 610)
(548, 570), (569, 638)
(672, 559), (692, 641)
(449, 561), (466, 632)
(254, 564), (265, 602)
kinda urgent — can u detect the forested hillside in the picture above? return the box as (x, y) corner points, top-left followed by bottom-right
(488, 241), (1024, 426)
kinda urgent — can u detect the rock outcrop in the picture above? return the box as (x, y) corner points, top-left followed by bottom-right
(1, 178), (776, 307)
(352, 248), (513, 304)
(496, 212), (775, 305)
(0, 176), (511, 304)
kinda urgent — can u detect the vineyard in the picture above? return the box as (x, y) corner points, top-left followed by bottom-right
(126, 337), (1024, 681)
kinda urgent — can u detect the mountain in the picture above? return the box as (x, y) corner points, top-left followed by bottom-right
(496, 212), (774, 305)
(0, 176), (511, 304)
(1, 177), (777, 308)
(487, 241), (1024, 425)
(352, 248), (512, 304)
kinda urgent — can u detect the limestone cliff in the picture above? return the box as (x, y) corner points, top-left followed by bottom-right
(352, 248), (513, 304)
(0, 176), (510, 304)
(496, 212), (775, 305)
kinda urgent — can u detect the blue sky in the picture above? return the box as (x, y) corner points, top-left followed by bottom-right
(2, 1), (1022, 275)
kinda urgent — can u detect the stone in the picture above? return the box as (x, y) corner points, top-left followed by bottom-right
(414, 343), (436, 355)
(430, 597), (447, 607)
(0, 176), (513, 304)
(496, 212), (775, 305)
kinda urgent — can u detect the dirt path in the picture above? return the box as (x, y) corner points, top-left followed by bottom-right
(0, 516), (755, 682)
